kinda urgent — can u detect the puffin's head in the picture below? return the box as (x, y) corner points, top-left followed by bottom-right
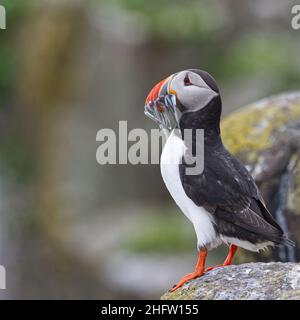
(144, 69), (220, 130)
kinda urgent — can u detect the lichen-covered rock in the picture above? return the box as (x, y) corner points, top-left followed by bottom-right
(161, 262), (300, 300)
(221, 92), (300, 158)
(220, 92), (300, 263)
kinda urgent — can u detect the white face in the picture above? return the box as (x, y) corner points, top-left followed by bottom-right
(169, 71), (218, 112)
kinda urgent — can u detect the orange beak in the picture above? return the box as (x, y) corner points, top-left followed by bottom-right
(144, 75), (179, 130)
(145, 75), (173, 105)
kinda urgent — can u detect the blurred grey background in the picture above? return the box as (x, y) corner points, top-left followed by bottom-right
(0, 0), (300, 299)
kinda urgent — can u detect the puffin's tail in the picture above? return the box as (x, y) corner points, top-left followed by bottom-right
(281, 235), (295, 247)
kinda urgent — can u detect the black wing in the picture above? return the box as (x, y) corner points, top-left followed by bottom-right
(179, 146), (287, 244)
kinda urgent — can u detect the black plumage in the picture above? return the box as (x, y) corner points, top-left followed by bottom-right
(179, 93), (294, 248)
(144, 68), (295, 291)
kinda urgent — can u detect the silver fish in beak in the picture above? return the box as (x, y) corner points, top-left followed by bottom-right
(144, 93), (179, 130)
(144, 75), (180, 131)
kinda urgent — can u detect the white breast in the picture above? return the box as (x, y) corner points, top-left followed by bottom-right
(160, 130), (220, 249)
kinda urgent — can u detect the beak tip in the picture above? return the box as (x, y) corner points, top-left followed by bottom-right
(145, 75), (174, 105)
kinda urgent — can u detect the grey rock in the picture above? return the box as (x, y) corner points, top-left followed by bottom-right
(161, 262), (300, 300)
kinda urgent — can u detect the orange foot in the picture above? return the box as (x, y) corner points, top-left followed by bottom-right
(205, 264), (223, 272)
(205, 244), (238, 272)
(170, 271), (204, 292)
(169, 249), (207, 292)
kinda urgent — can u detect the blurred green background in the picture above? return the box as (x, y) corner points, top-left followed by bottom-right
(0, 0), (300, 299)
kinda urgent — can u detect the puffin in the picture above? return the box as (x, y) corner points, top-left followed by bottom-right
(144, 69), (294, 292)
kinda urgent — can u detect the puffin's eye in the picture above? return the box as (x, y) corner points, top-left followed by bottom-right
(184, 74), (192, 86)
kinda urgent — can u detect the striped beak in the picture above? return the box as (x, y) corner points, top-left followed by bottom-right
(144, 75), (180, 130)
